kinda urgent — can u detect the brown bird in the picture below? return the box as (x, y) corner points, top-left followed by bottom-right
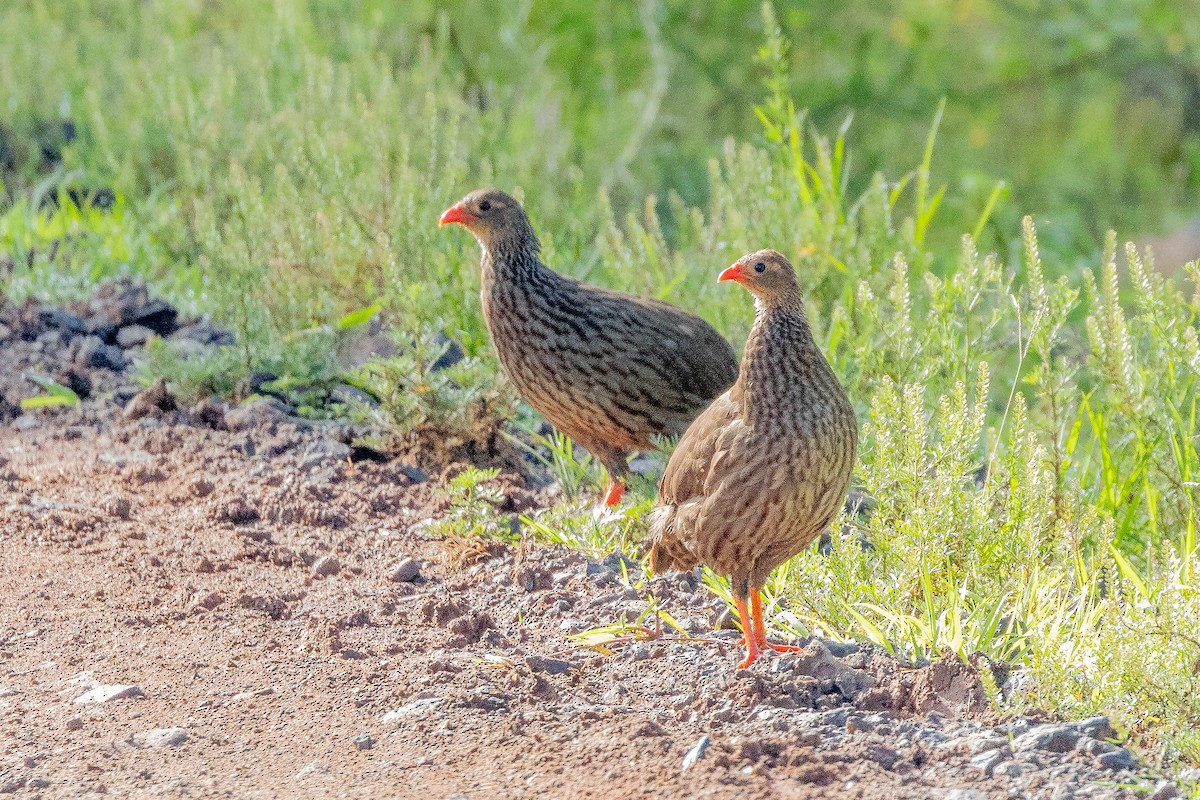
(649, 249), (857, 669)
(439, 188), (738, 506)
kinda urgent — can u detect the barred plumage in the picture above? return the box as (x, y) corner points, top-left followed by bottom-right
(439, 188), (738, 505)
(648, 249), (858, 669)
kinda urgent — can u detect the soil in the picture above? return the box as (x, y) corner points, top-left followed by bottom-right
(0, 288), (1174, 799)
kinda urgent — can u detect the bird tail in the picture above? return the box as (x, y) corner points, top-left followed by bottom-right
(646, 504), (697, 575)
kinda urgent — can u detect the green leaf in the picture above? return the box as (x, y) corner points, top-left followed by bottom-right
(20, 374), (80, 409)
(21, 393), (80, 409)
(336, 304), (382, 330)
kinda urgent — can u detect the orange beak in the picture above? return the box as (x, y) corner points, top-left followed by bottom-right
(438, 202), (475, 228)
(718, 262), (746, 283)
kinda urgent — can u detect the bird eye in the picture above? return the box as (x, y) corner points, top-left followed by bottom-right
(754, 261), (766, 273)
(479, 199), (492, 212)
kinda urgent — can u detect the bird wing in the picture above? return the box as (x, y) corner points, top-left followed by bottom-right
(658, 388), (742, 505)
(575, 282), (737, 390)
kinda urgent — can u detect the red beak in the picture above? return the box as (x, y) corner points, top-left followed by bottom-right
(438, 202), (475, 228)
(718, 263), (745, 283)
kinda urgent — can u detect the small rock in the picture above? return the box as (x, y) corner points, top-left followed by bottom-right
(195, 592), (223, 611)
(992, 762), (1026, 778)
(65, 716), (83, 731)
(387, 558), (421, 583)
(115, 325), (155, 348)
(968, 748), (1006, 776)
(1012, 723), (1081, 754)
(44, 309), (89, 334)
(380, 697), (447, 723)
(681, 735), (710, 770)
(312, 555), (341, 578)
(12, 415), (38, 431)
(1148, 781), (1179, 800)
(73, 684), (143, 704)
(75, 335), (127, 371)
(525, 655), (572, 675)
(301, 437), (351, 468)
(351, 734), (375, 751)
(1076, 738), (1116, 757)
(104, 496), (132, 519)
(123, 378), (176, 420)
(172, 319), (234, 346)
(225, 397), (293, 432)
(131, 727), (188, 748)
(295, 760), (327, 778)
(329, 383), (378, 409)
(192, 397), (227, 429)
(845, 712), (889, 734)
(129, 299), (178, 335)
(1075, 715), (1115, 741)
(1096, 747), (1138, 771)
(431, 332), (465, 371)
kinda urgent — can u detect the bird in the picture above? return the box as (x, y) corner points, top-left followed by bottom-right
(648, 249), (857, 669)
(438, 188), (739, 506)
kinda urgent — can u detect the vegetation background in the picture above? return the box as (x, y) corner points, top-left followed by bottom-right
(2, 0), (1200, 774)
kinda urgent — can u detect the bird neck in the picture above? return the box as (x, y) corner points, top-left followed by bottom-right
(480, 233), (545, 286)
(738, 300), (828, 426)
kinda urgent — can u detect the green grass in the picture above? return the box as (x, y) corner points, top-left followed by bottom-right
(3, 0), (1200, 775)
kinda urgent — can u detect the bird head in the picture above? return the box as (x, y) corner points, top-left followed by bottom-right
(718, 249), (802, 307)
(439, 188), (538, 253)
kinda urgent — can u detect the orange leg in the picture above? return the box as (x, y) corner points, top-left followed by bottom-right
(735, 594), (763, 669)
(602, 479), (626, 508)
(751, 589), (801, 654)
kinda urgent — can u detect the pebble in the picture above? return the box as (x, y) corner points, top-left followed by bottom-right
(380, 697), (447, 723)
(312, 555), (341, 578)
(132, 727), (188, 748)
(967, 748), (1006, 775)
(301, 437), (351, 469)
(431, 332), (465, 371)
(352, 734), (375, 751)
(65, 716), (83, 731)
(12, 415), (38, 431)
(295, 760), (328, 778)
(75, 335), (126, 371)
(1148, 781), (1179, 800)
(1096, 747), (1138, 771)
(1012, 723), (1082, 754)
(73, 684), (143, 704)
(525, 655), (573, 675)
(1075, 715), (1115, 741)
(115, 324), (155, 348)
(681, 735), (710, 770)
(992, 761), (1027, 778)
(387, 558), (421, 583)
(224, 397), (294, 432)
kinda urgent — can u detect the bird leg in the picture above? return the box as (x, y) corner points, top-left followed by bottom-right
(602, 479), (626, 507)
(735, 594), (763, 669)
(751, 588), (801, 654)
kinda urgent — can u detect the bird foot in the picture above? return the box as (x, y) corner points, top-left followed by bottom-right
(734, 637), (801, 669)
(736, 642), (763, 670)
(602, 481), (626, 507)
